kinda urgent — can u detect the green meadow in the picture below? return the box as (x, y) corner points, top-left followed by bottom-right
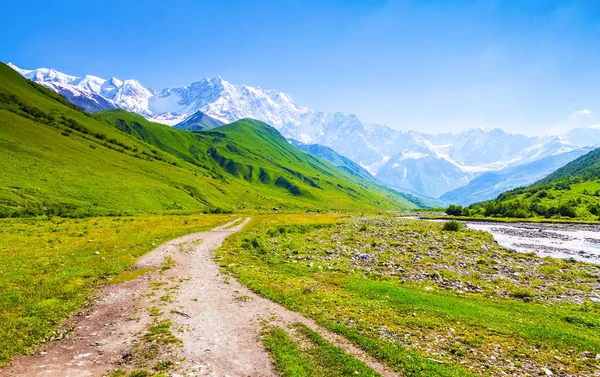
(0, 214), (234, 365)
(217, 214), (600, 376)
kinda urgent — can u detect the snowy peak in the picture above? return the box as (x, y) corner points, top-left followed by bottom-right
(10, 63), (76, 85)
(111, 80), (155, 115)
(149, 76), (310, 127)
(8, 63), (153, 115)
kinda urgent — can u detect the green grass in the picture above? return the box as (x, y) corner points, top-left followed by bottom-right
(0, 214), (234, 365)
(217, 214), (600, 376)
(263, 323), (381, 377)
(97, 268), (156, 284)
(0, 62), (424, 216)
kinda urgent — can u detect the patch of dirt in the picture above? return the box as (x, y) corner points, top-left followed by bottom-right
(2, 218), (398, 377)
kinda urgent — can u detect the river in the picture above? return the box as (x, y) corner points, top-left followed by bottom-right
(465, 221), (600, 264)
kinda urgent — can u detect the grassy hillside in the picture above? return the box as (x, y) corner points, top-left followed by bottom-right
(451, 148), (600, 220)
(98, 110), (427, 209)
(0, 62), (422, 217)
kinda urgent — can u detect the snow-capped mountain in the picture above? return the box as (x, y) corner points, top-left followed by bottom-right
(10, 62), (600, 203)
(148, 77), (312, 127)
(376, 144), (477, 198)
(8, 63), (155, 115)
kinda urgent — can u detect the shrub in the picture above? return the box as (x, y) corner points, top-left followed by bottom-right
(442, 220), (462, 232)
(446, 204), (464, 216)
(510, 287), (535, 301)
(202, 206), (233, 214)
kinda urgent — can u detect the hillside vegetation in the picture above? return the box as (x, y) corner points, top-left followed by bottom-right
(448, 148), (600, 220)
(0, 62), (424, 217)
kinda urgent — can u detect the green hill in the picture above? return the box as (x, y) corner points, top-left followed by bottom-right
(455, 148), (600, 220)
(0, 63), (424, 217)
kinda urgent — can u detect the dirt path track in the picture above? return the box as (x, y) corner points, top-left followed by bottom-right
(3, 218), (397, 377)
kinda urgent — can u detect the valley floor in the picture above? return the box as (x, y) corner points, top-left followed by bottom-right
(1, 216), (391, 377)
(1, 213), (599, 376)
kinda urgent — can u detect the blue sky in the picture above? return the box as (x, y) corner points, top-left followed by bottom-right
(3, 0), (600, 134)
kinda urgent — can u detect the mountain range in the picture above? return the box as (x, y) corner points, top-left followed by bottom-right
(9, 62), (600, 204)
(0, 62), (423, 217)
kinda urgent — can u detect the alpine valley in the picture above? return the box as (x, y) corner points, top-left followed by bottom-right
(9, 63), (600, 204)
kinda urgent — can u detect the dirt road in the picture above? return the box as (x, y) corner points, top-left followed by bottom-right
(3, 218), (397, 377)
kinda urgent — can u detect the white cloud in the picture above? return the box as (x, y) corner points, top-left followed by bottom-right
(571, 109), (592, 117)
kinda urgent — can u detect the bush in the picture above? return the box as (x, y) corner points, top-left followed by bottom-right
(442, 220), (462, 232)
(202, 206), (233, 214)
(510, 287), (535, 301)
(446, 204), (464, 216)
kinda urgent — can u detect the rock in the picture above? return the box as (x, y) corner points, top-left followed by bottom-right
(93, 251), (100, 255)
(589, 297), (600, 303)
(73, 353), (91, 360)
(541, 367), (553, 376)
(353, 253), (374, 263)
(596, 354), (600, 360)
(272, 207), (280, 211)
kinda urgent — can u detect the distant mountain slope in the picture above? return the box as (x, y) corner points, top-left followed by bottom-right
(288, 139), (377, 183)
(0, 63), (423, 217)
(174, 110), (224, 131)
(441, 148), (594, 205)
(462, 148), (600, 219)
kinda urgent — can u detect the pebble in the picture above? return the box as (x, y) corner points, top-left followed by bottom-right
(73, 353), (91, 360)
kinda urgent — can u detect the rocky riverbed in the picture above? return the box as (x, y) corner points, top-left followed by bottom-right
(466, 221), (600, 264)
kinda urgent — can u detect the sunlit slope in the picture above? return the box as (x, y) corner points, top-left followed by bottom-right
(0, 63), (422, 216)
(98, 110), (426, 210)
